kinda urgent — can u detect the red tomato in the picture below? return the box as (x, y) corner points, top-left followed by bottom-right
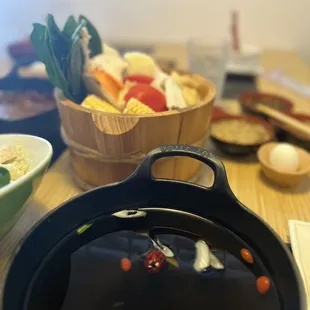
(256, 276), (271, 294)
(124, 74), (154, 84)
(124, 84), (167, 112)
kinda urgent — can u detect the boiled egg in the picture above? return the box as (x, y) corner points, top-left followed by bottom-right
(269, 143), (299, 173)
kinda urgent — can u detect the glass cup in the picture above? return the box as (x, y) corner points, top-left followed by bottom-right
(188, 36), (229, 105)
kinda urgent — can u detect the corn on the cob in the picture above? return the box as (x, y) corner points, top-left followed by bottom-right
(117, 81), (136, 111)
(123, 98), (155, 114)
(81, 95), (121, 113)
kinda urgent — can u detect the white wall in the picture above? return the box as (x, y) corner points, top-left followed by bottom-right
(1, 0), (310, 60)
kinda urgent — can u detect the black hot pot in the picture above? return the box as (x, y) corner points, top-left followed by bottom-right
(3, 145), (306, 310)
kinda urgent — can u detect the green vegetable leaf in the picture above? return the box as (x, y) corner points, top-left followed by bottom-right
(63, 15), (78, 38)
(67, 36), (86, 102)
(45, 28), (74, 101)
(31, 14), (99, 104)
(65, 18), (88, 103)
(31, 24), (61, 89)
(76, 223), (93, 235)
(46, 14), (70, 70)
(30, 23), (48, 62)
(47, 14), (70, 43)
(0, 167), (11, 188)
(79, 15), (102, 57)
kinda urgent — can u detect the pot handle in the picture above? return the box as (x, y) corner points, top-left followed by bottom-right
(132, 145), (230, 192)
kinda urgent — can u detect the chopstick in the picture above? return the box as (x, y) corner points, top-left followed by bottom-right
(231, 10), (240, 52)
(255, 103), (310, 137)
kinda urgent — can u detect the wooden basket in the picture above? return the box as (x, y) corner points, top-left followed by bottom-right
(55, 73), (216, 190)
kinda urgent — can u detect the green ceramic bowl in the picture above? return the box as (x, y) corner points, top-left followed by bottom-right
(0, 134), (52, 239)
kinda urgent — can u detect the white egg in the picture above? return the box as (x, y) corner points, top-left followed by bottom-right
(269, 143), (299, 173)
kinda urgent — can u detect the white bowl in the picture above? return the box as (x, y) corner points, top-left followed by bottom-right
(0, 134), (53, 239)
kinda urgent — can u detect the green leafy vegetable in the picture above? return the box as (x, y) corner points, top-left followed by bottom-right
(79, 15), (102, 57)
(46, 14), (70, 70)
(31, 23), (48, 63)
(0, 167), (11, 188)
(30, 14), (102, 103)
(76, 223), (93, 235)
(45, 28), (74, 101)
(67, 35), (86, 101)
(63, 15), (78, 37)
(31, 24), (62, 90)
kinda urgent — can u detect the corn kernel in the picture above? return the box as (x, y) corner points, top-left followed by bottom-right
(123, 98), (155, 114)
(81, 95), (120, 113)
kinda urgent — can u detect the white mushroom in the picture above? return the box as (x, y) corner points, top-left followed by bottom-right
(152, 237), (175, 258)
(165, 77), (187, 110)
(193, 240), (210, 272)
(209, 251), (224, 270)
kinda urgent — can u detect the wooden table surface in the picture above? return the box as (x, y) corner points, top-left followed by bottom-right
(0, 50), (310, 296)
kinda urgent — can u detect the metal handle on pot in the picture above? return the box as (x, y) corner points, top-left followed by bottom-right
(132, 145), (230, 192)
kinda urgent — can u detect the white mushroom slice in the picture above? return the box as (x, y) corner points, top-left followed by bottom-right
(91, 53), (127, 83)
(112, 210), (146, 219)
(193, 240), (210, 272)
(124, 52), (158, 76)
(165, 77), (187, 110)
(151, 70), (169, 91)
(209, 251), (224, 270)
(152, 238), (175, 258)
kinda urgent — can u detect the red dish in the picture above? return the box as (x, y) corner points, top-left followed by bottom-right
(239, 92), (293, 116)
(270, 112), (310, 151)
(211, 107), (228, 120)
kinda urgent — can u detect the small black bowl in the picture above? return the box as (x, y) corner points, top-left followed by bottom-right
(211, 114), (275, 155)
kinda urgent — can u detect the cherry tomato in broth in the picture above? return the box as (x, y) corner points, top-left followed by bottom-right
(256, 276), (271, 294)
(120, 258), (132, 272)
(240, 248), (254, 264)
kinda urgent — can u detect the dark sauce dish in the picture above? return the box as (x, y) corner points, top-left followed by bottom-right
(211, 114), (275, 155)
(238, 91), (293, 119)
(270, 113), (310, 151)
